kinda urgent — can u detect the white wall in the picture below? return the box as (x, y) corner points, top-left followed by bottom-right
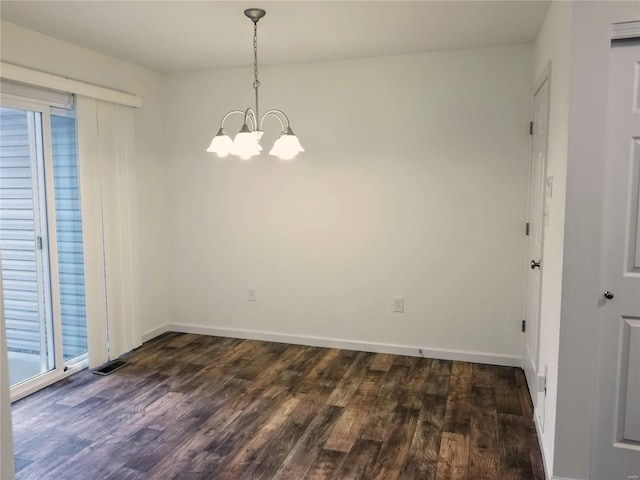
(163, 45), (533, 363)
(532, 1), (573, 475)
(0, 21), (170, 337)
(0, 273), (14, 479)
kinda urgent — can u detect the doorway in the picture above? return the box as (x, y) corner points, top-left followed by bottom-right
(523, 66), (550, 414)
(0, 93), (88, 399)
(1, 105), (54, 387)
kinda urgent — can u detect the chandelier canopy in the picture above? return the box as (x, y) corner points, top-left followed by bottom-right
(207, 8), (304, 161)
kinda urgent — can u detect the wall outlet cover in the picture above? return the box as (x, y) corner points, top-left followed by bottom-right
(393, 297), (404, 313)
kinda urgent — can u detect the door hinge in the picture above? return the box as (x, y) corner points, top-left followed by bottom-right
(36, 236), (43, 250)
(525, 222), (530, 236)
(537, 374), (547, 394)
(529, 121), (534, 135)
(522, 320), (526, 333)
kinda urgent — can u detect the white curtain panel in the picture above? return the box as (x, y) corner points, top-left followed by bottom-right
(76, 97), (140, 368)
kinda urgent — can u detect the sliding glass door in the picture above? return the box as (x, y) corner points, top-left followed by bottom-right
(0, 98), (88, 397)
(0, 106), (55, 387)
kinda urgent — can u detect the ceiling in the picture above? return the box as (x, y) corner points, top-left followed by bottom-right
(0, 1), (551, 73)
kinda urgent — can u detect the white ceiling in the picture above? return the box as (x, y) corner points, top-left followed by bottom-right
(0, 1), (550, 73)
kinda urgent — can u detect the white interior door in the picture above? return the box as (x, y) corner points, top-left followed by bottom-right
(523, 74), (549, 411)
(591, 41), (640, 479)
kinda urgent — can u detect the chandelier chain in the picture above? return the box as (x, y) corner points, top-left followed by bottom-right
(253, 21), (260, 127)
(253, 22), (260, 89)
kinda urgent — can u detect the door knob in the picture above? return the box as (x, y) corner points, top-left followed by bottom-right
(603, 291), (614, 300)
(531, 260), (541, 270)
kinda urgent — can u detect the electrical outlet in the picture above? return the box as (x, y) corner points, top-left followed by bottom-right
(248, 287), (256, 301)
(393, 297), (404, 313)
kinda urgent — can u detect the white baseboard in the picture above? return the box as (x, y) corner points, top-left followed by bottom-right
(534, 411), (552, 480)
(533, 416), (588, 480)
(144, 322), (521, 367)
(142, 324), (170, 342)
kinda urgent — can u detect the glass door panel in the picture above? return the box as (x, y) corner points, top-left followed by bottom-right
(51, 112), (88, 362)
(0, 106), (54, 387)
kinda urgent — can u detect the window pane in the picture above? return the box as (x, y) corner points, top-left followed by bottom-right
(51, 113), (87, 361)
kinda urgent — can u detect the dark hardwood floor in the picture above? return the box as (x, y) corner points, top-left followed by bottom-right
(11, 333), (545, 480)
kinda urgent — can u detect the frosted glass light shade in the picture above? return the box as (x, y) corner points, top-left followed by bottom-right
(231, 127), (263, 160)
(269, 128), (304, 160)
(206, 128), (233, 157)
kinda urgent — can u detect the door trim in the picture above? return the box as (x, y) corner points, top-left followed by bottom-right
(523, 61), (552, 409)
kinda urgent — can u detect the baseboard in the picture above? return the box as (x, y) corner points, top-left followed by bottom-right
(157, 323), (521, 367)
(534, 411), (552, 480)
(533, 417), (589, 480)
(142, 324), (169, 343)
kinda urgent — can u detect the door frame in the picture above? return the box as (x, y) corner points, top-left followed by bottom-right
(523, 62), (551, 411)
(0, 98), (85, 401)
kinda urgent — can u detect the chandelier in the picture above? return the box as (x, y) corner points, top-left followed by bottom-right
(207, 8), (304, 161)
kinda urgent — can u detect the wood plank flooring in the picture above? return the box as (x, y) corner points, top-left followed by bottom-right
(11, 333), (545, 480)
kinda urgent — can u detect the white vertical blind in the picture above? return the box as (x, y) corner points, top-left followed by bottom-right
(76, 97), (139, 368)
